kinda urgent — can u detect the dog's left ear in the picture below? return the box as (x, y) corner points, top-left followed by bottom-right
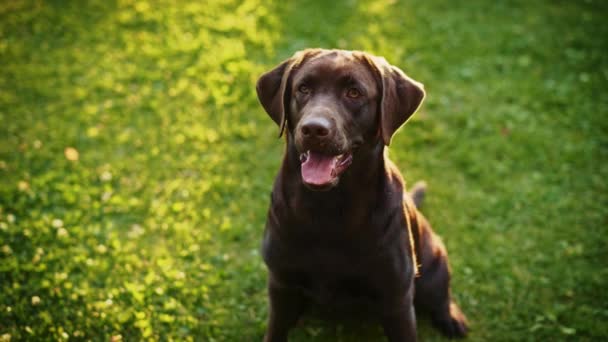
(367, 56), (426, 146)
(256, 49), (322, 137)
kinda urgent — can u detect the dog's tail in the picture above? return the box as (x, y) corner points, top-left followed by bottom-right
(409, 181), (427, 209)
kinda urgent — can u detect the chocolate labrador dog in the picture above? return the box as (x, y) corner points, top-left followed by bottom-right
(256, 49), (468, 341)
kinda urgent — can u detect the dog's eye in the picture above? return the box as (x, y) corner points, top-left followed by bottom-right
(298, 84), (311, 94)
(346, 87), (362, 99)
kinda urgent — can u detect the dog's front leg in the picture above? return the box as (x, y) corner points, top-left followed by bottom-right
(264, 279), (306, 342)
(381, 292), (417, 342)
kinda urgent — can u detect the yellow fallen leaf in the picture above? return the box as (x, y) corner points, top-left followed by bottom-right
(18, 181), (29, 191)
(64, 147), (79, 161)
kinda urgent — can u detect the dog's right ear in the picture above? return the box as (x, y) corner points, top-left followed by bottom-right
(256, 49), (321, 137)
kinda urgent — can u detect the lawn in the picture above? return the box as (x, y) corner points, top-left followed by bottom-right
(1, 0), (607, 341)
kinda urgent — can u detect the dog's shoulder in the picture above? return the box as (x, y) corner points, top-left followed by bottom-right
(382, 156), (407, 198)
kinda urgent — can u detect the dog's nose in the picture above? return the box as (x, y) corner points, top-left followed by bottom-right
(300, 117), (331, 139)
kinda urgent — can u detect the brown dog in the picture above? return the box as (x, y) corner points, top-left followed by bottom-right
(256, 49), (468, 341)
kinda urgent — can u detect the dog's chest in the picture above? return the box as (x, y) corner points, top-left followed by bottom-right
(299, 273), (380, 310)
(276, 261), (381, 309)
(263, 232), (394, 309)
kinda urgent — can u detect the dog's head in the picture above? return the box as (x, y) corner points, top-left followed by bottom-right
(257, 49), (425, 191)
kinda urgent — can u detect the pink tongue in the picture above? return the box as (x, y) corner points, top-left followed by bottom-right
(301, 151), (336, 185)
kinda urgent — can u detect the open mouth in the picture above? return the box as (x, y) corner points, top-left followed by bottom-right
(299, 150), (353, 189)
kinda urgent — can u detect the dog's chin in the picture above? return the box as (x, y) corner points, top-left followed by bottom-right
(299, 150), (353, 191)
(303, 178), (340, 191)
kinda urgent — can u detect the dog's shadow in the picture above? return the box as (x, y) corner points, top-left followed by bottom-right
(284, 313), (450, 341)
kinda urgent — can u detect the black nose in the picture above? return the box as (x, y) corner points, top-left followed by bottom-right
(300, 117), (331, 139)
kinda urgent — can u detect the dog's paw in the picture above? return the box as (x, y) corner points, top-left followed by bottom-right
(432, 302), (469, 339)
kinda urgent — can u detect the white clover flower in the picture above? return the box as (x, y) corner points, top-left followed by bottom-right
(100, 171), (112, 182)
(51, 219), (64, 228)
(57, 228), (68, 238)
(128, 224), (144, 239)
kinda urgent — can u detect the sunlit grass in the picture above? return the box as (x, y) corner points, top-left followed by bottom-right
(1, 0), (607, 341)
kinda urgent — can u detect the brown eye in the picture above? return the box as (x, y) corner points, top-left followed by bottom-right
(346, 87), (361, 98)
(298, 84), (311, 94)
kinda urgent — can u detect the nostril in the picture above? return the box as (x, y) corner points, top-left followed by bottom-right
(315, 126), (329, 137)
(301, 126), (311, 136)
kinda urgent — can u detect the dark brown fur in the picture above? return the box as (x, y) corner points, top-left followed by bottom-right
(256, 49), (468, 342)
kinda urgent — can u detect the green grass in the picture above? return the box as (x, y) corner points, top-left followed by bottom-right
(1, 0), (607, 341)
